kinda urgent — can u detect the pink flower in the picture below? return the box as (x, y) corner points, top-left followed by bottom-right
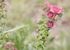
(45, 37), (48, 39)
(10, 42), (14, 46)
(12, 47), (16, 50)
(45, 20), (54, 28)
(46, 10), (55, 18)
(47, 3), (52, 8)
(5, 8), (8, 12)
(44, 1), (52, 8)
(42, 14), (44, 16)
(5, 45), (10, 49)
(50, 5), (63, 13)
(46, 10), (49, 12)
(55, 19), (57, 21)
(2, 0), (5, 1)
(44, 1), (49, 5)
(41, 7), (45, 10)
(4, 0), (9, 5)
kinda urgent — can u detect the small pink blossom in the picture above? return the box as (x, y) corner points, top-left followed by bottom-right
(12, 47), (16, 50)
(2, 0), (5, 1)
(44, 1), (52, 8)
(44, 1), (49, 5)
(42, 14), (44, 16)
(45, 37), (48, 39)
(5, 45), (10, 49)
(50, 5), (63, 13)
(46, 10), (55, 18)
(47, 3), (52, 8)
(46, 10), (49, 12)
(61, 8), (63, 11)
(5, 8), (8, 12)
(53, 25), (56, 28)
(41, 7), (45, 10)
(10, 42), (14, 46)
(55, 19), (57, 21)
(3, 6), (5, 8)
(45, 20), (54, 28)
(4, 0), (9, 5)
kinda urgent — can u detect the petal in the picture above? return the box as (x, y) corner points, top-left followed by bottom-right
(57, 6), (61, 10)
(58, 10), (62, 13)
(53, 5), (57, 9)
(50, 8), (54, 12)
(48, 4), (52, 8)
(44, 1), (49, 5)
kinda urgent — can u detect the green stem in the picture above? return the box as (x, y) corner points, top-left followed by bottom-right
(46, 27), (50, 31)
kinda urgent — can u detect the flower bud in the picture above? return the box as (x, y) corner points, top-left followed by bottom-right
(42, 14), (44, 16)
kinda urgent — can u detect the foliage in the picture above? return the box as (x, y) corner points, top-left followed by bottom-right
(35, 1), (63, 50)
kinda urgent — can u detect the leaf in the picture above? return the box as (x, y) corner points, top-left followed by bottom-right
(3, 25), (25, 34)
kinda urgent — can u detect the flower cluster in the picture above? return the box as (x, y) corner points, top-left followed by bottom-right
(0, 0), (9, 33)
(5, 42), (16, 50)
(36, 1), (63, 50)
(43, 1), (63, 28)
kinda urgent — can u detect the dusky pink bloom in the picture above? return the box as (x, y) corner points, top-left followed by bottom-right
(50, 5), (63, 13)
(47, 3), (52, 8)
(5, 8), (8, 12)
(10, 42), (14, 46)
(61, 8), (63, 11)
(53, 25), (56, 28)
(12, 47), (16, 50)
(44, 1), (49, 5)
(45, 20), (54, 28)
(46, 10), (49, 13)
(44, 1), (52, 8)
(55, 19), (57, 21)
(4, 0), (9, 5)
(46, 10), (55, 18)
(3, 6), (5, 8)
(41, 7), (45, 10)
(44, 22), (46, 24)
(2, 0), (5, 1)
(5, 45), (10, 49)
(45, 37), (48, 39)
(42, 14), (44, 16)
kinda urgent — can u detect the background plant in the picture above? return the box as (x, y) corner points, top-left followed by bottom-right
(0, 0), (8, 33)
(0, 0), (31, 50)
(35, 1), (63, 50)
(0, 0), (9, 46)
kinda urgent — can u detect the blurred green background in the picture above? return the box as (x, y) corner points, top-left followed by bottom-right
(2, 0), (70, 50)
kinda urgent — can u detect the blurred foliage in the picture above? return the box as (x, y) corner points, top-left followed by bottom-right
(8, 26), (30, 50)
